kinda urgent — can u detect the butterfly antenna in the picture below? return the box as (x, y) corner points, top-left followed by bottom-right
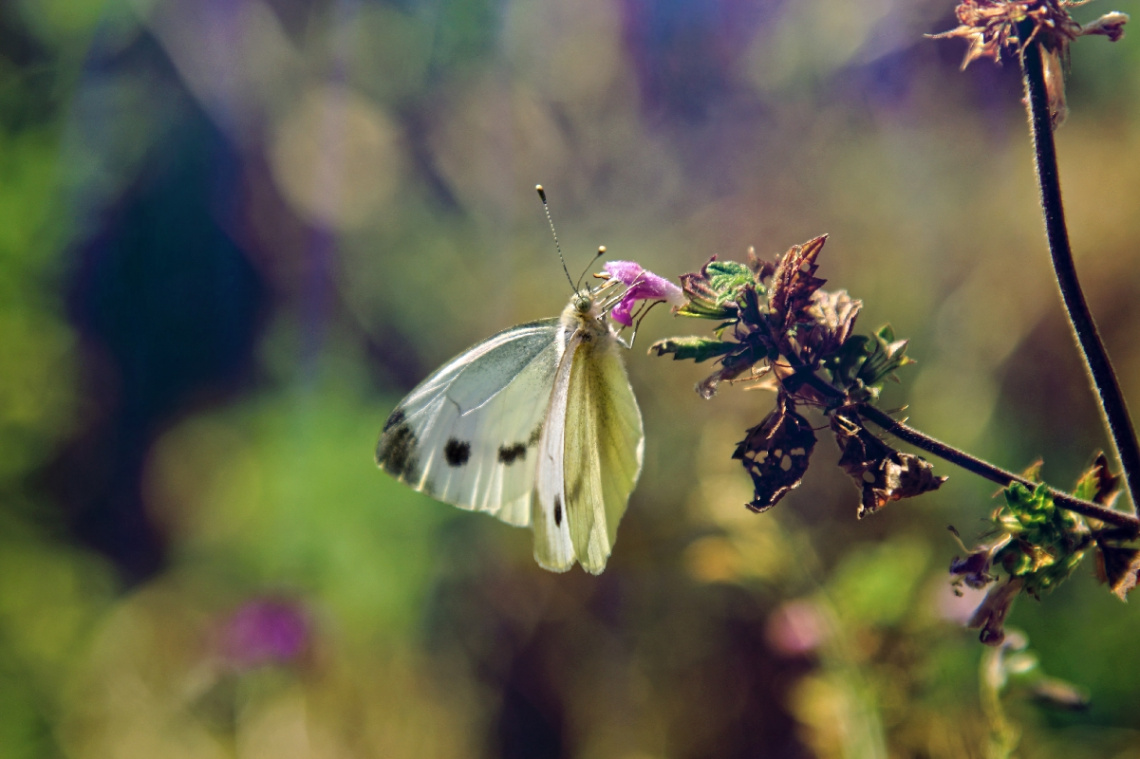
(536, 185), (576, 293)
(577, 246), (607, 292)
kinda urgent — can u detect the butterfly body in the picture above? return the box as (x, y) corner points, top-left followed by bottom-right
(376, 289), (644, 574)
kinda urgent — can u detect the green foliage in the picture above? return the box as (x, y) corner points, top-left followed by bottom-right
(823, 325), (914, 404)
(648, 335), (736, 363)
(994, 483), (1089, 598)
(674, 259), (759, 320)
(653, 236), (939, 515)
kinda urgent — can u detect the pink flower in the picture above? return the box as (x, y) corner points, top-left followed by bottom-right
(602, 261), (684, 327)
(220, 598), (309, 669)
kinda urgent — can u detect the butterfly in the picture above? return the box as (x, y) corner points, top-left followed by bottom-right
(376, 200), (681, 573)
(376, 279), (649, 574)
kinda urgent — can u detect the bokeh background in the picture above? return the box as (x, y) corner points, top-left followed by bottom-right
(4, 0), (1140, 756)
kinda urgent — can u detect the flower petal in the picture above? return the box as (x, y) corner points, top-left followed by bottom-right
(611, 296), (636, 327)
(604, 261), (685, 305)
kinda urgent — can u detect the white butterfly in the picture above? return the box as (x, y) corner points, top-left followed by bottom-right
(375, 281), (645, 574)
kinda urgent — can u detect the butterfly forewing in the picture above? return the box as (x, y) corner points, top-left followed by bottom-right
(376, 319), (561, 526)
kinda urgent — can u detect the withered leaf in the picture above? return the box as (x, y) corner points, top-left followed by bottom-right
(831, 408), (947, 518)
(968, 576), (1025, 646)
(768, 235), (828, 331)
(795, 289), (863, 365)
(1095, 542), (1140, 601)
(1081, 12), (1129, 42)
(746, 244), (777, 281)
(950, 550), (997, 590)
(927, 0), (1083, 70)
(806, 289), (861, 352)
(695, 364), (746, 400)
(733, 396), (817, 513)
(1074, 452), (1123, 508)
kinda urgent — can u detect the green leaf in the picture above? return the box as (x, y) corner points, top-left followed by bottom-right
(1072, 452), (1122, 507)
(675, 259), (758, 320)
(822, 323), (913, 401)
(647, 336), (736, 363)
(705, 260), (756, 293)
(993, 482), (1089, 597)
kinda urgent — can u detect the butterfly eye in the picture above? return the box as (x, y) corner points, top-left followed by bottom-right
(573, 293), (592, 313)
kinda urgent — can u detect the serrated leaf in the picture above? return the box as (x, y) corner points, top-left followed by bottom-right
(769, 235), (828, 330)
(1073, 452), (1122, 508)
(704, 260), (755, 292)
(675, 258), (757, 320)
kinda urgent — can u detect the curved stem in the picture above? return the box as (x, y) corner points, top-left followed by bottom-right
(1017, 23), (1140, 514)
(857, 403), (1140, 533)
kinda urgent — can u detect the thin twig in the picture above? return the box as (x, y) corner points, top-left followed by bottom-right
(857, 403), (1140, 533)
(1017, 21), (1140, 514)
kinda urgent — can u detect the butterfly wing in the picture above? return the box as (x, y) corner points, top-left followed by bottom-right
(376, 319), (561, 527)
(533, 324), (644, 574)
(532, 345), (576, 572)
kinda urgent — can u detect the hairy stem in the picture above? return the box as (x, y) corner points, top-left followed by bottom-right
(857, 403), (1140, 533)
(1017, 22), (1140, 513)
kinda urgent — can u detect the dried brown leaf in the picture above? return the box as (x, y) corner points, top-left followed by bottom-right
(798, 289), (862, 361)
(768, 235), (828, 331)
(928, 1), (1082, 69)
(734, 397), (817, 513)
(1076, 452), (1123, 507)
(968, 576), (1026, 645)
(1095, 542), (1140, 600)
(831, 408), (947, 518)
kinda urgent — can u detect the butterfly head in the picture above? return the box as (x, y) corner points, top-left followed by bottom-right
(571, 291), (594, 315)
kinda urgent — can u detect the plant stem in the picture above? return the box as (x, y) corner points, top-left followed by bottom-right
(857, 403), (1140, 533)
(1017, 22), (1140, 514)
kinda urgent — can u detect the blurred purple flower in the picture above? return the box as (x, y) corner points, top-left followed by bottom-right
(603, 261), (684, 327)
(221, 598), (309, 668)
(765, 599), (827, 657)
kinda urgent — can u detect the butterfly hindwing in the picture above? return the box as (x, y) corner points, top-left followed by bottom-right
(563, 328), (644, 574)
(376, 319), (561, 526)
(532, 308), (644, 574)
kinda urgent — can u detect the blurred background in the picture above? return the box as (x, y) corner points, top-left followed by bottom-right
(3, 0), (1140, 756)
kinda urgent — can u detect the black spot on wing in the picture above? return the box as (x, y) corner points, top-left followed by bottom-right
(528, 423), (544, 446)
(498, 443), (527, 465)
(553, 495), (562, 527)
(383, 408), (406, 432)
(444, 438), (471, 467)
(377, 420), (419, 481)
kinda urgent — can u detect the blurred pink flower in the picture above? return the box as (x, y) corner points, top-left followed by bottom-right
(221, 598), (309, 669)
(765, 599), (827, 656)
(602, 260), (684, 327)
